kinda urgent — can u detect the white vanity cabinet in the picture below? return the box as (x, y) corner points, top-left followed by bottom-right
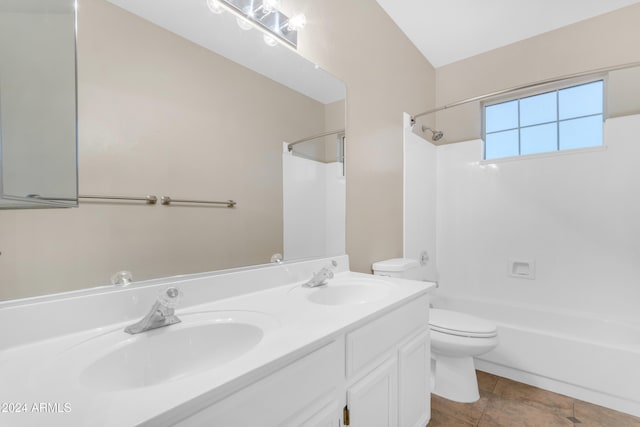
(174, 339), (344, 427)
(1, 257), (435, 427)
(166, 294), (431, 427)
(344, 295), (431, 427)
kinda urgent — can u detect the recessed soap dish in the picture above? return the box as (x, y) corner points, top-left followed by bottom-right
(508, 258), (535, 280)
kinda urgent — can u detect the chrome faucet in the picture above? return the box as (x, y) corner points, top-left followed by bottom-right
(124, 287), (182, 334)
(303, 260), (338, 288)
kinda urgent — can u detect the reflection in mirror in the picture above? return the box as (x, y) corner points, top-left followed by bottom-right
(284, 129), (346, 261)
(0, 0), (345, 301)
(0, 0), (78, 208)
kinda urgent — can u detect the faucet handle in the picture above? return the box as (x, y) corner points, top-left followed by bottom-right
(325, 260), (338, 275)
(159, 287), (181, 308)
(320, 260), (338, 279)
(111, 270), (133, 287)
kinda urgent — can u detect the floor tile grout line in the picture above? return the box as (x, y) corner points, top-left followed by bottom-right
(476, 374), (499, 426)
(490, 377), (500, 394)
(475, 373), (497, 426)
(475, 388), (492, 427)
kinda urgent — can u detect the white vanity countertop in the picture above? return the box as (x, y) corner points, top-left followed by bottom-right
(0, 267), (433, 427)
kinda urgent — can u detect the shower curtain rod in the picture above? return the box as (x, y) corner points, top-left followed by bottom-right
(287, 129), (345, 152)
(410, 60), (640, 125)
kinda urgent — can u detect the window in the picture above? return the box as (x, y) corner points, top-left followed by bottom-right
(483, 80), (604, 160)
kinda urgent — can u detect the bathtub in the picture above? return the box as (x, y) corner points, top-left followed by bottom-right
(431, 292), (640, 417)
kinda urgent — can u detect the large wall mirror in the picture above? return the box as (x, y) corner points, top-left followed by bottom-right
(0, 0), (345, 301)
(0, 0), (78, 208)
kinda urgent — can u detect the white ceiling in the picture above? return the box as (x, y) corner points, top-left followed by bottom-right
(375, 0), (640, 68)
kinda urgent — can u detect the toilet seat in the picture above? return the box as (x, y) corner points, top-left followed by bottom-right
(429, 309), (497, 338)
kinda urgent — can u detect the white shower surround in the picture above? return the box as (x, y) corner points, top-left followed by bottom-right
(283, 146), (346, 260)
(402, 113), (438, 282)
(404, 114), (640, 416)
(436, 115), (640, 321)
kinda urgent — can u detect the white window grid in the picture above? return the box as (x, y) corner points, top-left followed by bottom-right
(481, 77), (606, 160)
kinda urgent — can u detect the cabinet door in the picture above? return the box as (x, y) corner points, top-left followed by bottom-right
(284, 398), (339, 427)
(347, 358), (398, 427)
(398, 331), (430, 427)
(297, 401), (339, 427)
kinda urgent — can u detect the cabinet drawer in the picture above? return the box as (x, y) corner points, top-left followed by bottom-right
(346, 295), (429, 378)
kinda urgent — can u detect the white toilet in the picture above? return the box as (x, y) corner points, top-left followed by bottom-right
(372, 258), (498, 403)
(429, 308), (498, 402)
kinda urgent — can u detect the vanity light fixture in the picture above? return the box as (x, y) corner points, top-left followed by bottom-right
(207, 0), (305, 49)
(262, 0), (281, 14)
(286, 13), (306, 32)
(263, 34), (278, 47)
(236, 16), (253, 31)
(206, 0), (224, 14)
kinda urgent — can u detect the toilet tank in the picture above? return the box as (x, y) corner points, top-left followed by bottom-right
(372, 258), (419, 278)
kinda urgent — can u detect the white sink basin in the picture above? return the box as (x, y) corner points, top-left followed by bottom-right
(297, 278), (394, 306)
(72, 311), (278, 391)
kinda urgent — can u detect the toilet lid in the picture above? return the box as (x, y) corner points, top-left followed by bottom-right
(429, 309), (497, 338)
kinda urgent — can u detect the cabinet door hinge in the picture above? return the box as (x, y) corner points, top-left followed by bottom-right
(343, 405), (350, 426)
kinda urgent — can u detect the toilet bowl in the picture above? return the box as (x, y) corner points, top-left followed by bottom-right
(371, 258), (499, 403)
(429, 309), (498, 403)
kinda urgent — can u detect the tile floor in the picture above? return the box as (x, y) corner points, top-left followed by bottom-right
(429, 371), (640, 427)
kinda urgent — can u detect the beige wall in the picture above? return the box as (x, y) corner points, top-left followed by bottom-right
(435, 3), (640, 144)
(0, 0), (437, 299)
(295, 0), (436, 273)
(6, 1), (637, 298)
(0, 0), (330, 300)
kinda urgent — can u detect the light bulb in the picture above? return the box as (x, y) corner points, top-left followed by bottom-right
(206, 0), (223, 14)
(236, 16), (253, 30)
(263, 34), (277, 46)
(287, 13), (306, 31)
(262, 0), (281, 13)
